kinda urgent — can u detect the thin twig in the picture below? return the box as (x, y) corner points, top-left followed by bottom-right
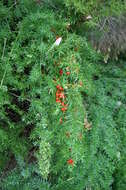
(0, 69), (7, 87)
(0, 31), (20, 88)
(8, 1), (17, 11)
(1, 38), (7, 87)
(9, 92), (31, 102)
(1, 38), (7, 60)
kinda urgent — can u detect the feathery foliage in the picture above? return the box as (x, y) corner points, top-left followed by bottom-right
(0, 1), (126, 190)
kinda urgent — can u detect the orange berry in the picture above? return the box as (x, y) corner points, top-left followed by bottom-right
(56, 85), (60, 89)
(59, 69), (63, 75)
(59, 87), (64, 91)
(79, 81), (83, 86)
(59, 93), (65, 99)
(67, 159), (74, 165)
(66, 71), (70, 75)
(61, 107), (67, 112)
(56, 85), (64, 91)
(56, 90), (61, 97)
(61, 102), (65, 106)
(56, 99), (61, 103)
(61, 102), (68, 107)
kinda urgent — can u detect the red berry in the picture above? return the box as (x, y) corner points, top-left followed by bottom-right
(56, 85), (64, 91)
(67, 159), (74, 165)
(59, 93), (65, 99)
(56, 98), (61, 103)
(59, 87), (64, 91)
(61, 102), (65, 106)
(66, 71), (70, 75)
(56, 85), (60, 89)
(59, 69), (63, 76)
(61, 102), (68, 107)
(56, 90), (61, 97)
(79, 81), (83, 86)
(56, 94), (59, 98)
(61, 107), (67, 112)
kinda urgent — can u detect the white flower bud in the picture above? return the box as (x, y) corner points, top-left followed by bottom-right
(54, 37), (62, 46)
(86, 15), (92, 20)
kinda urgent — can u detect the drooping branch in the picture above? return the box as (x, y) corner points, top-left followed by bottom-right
(90, 14), (126, 59)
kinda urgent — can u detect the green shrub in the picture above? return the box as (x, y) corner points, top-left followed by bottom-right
(0, 1), (126, 190)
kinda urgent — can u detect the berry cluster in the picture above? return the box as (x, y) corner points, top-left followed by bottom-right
(55, 67), (74, 166)
(56, 85), (68, 112)
(55, 56), (83, 167)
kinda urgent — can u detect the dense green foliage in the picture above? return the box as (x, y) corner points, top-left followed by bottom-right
(0, 0), (126, 190)
(63, 0), (126, 60)
(64, 0), (126, 16)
